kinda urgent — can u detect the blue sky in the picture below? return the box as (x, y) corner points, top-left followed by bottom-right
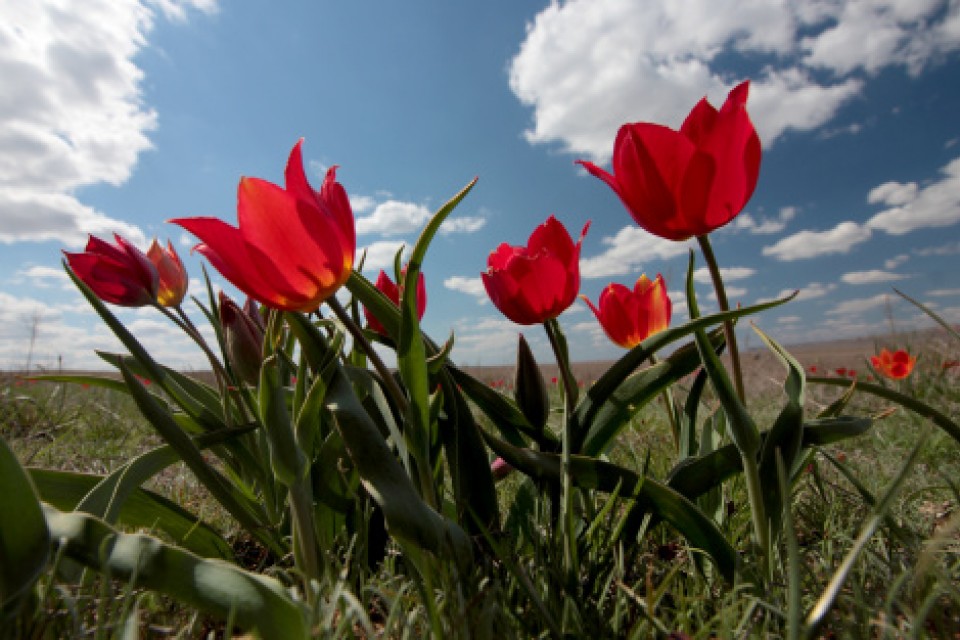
(2, 0), (960, 370)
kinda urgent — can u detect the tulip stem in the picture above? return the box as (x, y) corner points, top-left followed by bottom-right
(696, 234), (747, 406)
(326, 297), (409, 416)
(544, 318), (578, 584)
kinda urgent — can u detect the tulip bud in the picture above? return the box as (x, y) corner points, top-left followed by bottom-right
(146, 239), (188, 307)
(514, 334), (549, 433)
(220, 292), (265, 385)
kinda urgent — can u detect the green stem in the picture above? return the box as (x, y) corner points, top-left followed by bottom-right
(287, 477), (324, 584)
(326, 297), (409, 415)
(544, 318), (578, 583)
(696, 234), (746, 406)
(741, 451), (770, 577)
(649, 354), (680, 451)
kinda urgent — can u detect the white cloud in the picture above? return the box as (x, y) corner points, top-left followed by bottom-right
(13, 265), (71, 289)
(885, 253), (909, 269)
(760, 281), (836, 304)
(733, 206), (798, 235)
(504, 0), (960, 161)
(866, 157), (960, 235)
(443, 276), (487, 303)
(0, 1), (215, 247)
(693, 266), (755, 284)
(355, 198), (486, 236)
(826, 293), (893, 316)
(868, 181), (919, 206)
(927, 288), (960, 297)
(349, 195), (377, 215)
(708, 286), (747, 301)
(581, 226), (693, 278)
(762, 221), (872, 261)
(358, 240), (408, 273)
(916, 241), (960, 256)
(439, 216), (486, 235)
(841, 269), (909, 285)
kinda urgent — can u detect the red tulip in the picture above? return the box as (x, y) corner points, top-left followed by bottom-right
(578, 81), (761, 241)
(482, 215), (589, 325)
(870, 349), (916, 380)
(219, 292), (266, 386)
(582, 274), (671, 349)
(364, 269), (427, 336)
(64, 234), (159, 306)
(171, 140), (355, 312)
(146, 239), (188, 307)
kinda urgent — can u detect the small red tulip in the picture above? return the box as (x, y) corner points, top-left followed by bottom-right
(581, 273), (671, 349)
(220, 292), (265, 386)
(364, 269), (426, 336)
(64, 234), (159, 307)
(578, 81), (761, 241)
(482, 215), (589, 325)
(171, 140), (355, 312)
(870, 349), (916, 380)
(835, 367), (847, 377)
(146, 239), (188, 307)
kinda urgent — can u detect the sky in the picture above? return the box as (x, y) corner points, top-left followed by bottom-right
(2, 0), (960, 371)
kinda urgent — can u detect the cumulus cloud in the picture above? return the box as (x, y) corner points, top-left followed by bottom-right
(826, 293), (894, 316)
(358, 240), (408, 273)
(581, 226), (693, 278)
(762, 221), (872, 261)
(693, 266), (755, 284)
(439, 216), (486, 235)
(885, 253), (909, 269)
(733, 206), (797, 235)
(0, 0), (216, 247)
(841, 270), (909, 285)
(443, 276), (487, 302)
(866, 157), (960, 235)
(926, 288), (960, 297)
(355, 198), (486, 237)
(508, 0), (959, 162)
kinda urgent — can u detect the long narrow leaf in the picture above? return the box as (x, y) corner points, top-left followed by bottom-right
(0, 435), (50, 605)
(43, 505), (308, 639)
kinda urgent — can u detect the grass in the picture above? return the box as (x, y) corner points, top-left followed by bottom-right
(2, 329), (959, 638)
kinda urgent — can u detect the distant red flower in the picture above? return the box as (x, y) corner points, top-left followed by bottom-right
(64, 234), (159, 307)
(943, 359), (959, 371)
(808, 365), (818, 374)
(870, 349), (916, 380)
(172, 139), (355, 312)
(364, 269), (427, 336)
(482, 215), (589, 325)
(835, 367), (847, 377)
(582, 273), (671, 349)
(146, 239), (188, 307)
(578, 81), (761, 241)
(847, 369), (857, 378)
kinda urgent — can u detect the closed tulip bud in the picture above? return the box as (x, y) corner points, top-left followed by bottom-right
(146, 239), (188, 307)
(514, 334), (549, 433)
(220, 292), (265, 385)
(64, 234), (159, 307)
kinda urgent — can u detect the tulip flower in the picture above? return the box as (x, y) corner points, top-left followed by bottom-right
(870, 348), (916, 380)
(64, 234), (159, 306)
(171, 139), (355, 312)
(482, 215), (589, 325)
(578, 80), (761, 241)
(219, 292), (265, 386)
(364, 269), (427, 336)
(146, 239), (188, 307)
(582, 274), (671, 349)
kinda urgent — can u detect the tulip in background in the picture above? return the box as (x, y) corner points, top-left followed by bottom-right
(171, 139), (355, 312)
(582, 273), (671, 349)
(482, 215), (588, 325)
(219, 292), (266, 386)
(871, 348), (917, 380)
(365, 269), (427, 336)
(577, 80), (761, 241)
(63, 234), (159, 307)
(147, 239), (189, 307)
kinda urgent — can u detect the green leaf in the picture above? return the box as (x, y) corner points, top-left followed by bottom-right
(481, 431), (738, 582)
(30, 468), (231, 559)
(0, 434), (50, 606)
(809, 376), (960, 445)
(43, 505), (308, 639)
(579, 335), (714, 457)
(895, 288), (960, 343)
(258, 355), (308, 487)
(679, 366), (711, 460)
(513, 333), (549, 433)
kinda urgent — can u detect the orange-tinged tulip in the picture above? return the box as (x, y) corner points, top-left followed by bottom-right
(64, 234), (159, 307)
(171, 140), (355, 312)
(870, 348), (916, 380)
(582, 274), (671, 349)
(364, 269), (427, 336)
(482, 215), (589, 325)
(146, 239), (188, 307)
(578, 81), (760, 241)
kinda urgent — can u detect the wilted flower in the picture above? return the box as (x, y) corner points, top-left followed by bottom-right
(64, 234), (159, 307)
(870, 348), (916, 380)
(146, 239), (188, 307)
(482, 215), (589, 325)
(582, 274), (671, 349)
(220, 292), (266, 385)
(578, 81), (761, 241)
(364, 269), (427, 336)
(171, 139), (355, 312)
